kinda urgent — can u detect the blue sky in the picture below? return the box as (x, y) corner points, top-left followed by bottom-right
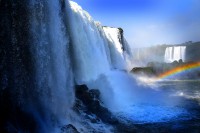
(72, 0), (200, 48)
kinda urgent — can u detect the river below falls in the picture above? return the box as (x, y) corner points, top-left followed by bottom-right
(113, 80), (200, 132)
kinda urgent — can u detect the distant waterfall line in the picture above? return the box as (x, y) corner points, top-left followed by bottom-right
(164, 46), (186, 63)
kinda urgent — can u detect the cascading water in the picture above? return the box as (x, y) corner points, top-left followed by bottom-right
(0, 0), (195, 132)
(66, 2), (166, 114)
(0, 0), (133, 132)
(29, 0), (74, 130)
(66, 3), (192, 125)
(68, 1), (111, 84)
(68, 1), (132, 83)
(164, 47), (173, 62)
(165, 46), (186, 63)
(103, 27), (133, 70)
(0, 0), (74, 132)
(68, 1), (137, 111)
(103, 27), (126, 70)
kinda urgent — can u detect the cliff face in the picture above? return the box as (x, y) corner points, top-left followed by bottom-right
(185, 42), (200, 62)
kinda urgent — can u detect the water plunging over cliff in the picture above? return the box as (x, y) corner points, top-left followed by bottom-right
(0, 0), (132, 132)
(68, 1), (132, 84)
(0, 0), (74, 132)
(164, 46), (186, 63)
(1, 0), (193, 132)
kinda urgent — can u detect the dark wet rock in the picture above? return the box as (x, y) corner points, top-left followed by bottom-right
(146, 61), (183, 72)
(118, 27), (123, 34)
(61, 124), (79, 133)
(179, 59), (183, 63)
(131, 67), (155, 76)
(74, 85), (119, 125)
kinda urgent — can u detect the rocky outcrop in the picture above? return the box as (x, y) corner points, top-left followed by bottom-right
(131, 61), (200, 79)
(147, 61), (180, 75)
(61, 124), (79, 133)
(74, 85), (118, 124)
(131, 67), (155, 76)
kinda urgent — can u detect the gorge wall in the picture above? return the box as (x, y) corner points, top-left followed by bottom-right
(185, 42), (200, 62)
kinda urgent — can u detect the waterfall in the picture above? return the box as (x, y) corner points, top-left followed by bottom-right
(68, 1), (132, 84)
(102, 27), (132, 70)
(103, 27), (125, 70)
(68, 1), (111, 84)
(67, 3), (135, 110)
(0, 0), (74, 132)
(1, 1), (198, 132)
(29, 0), (74, 128)
(68, 1), (134, 111)
(0, 0), (133, 132)
(164, 46), (186, 63)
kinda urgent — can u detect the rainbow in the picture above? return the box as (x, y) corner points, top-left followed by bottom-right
(158, 62), (200, 79)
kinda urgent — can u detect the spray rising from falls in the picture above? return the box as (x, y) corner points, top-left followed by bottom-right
(0, 0), (133, 131)
(68, 1), (167, 113)
(165, 46), (186, 63)
(1, 0), (192, 132)
(69, 1), (132, 84)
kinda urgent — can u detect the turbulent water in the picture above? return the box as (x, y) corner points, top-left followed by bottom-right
(0, 0), (133, 132)
(117, 79), (200, 121)
(0, 0), (200, 133)
(165, 46), (186, 63)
